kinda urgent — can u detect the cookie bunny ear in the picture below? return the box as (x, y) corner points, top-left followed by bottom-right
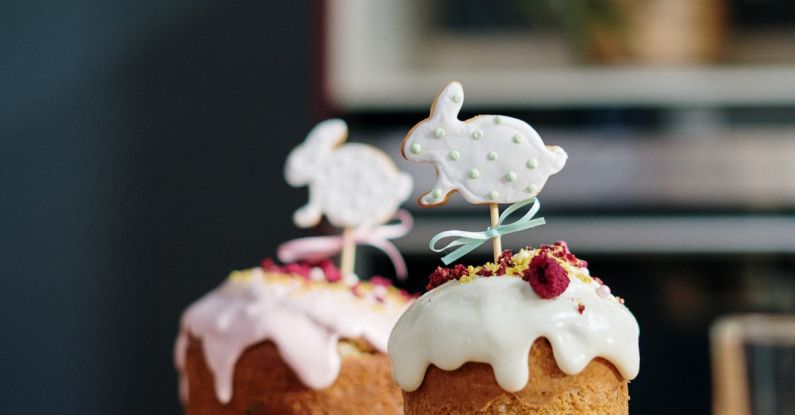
(285, 119), (348, 187)
(431, 81), (464, 121)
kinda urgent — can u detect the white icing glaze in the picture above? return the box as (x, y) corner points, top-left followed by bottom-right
(388, 275), (639, 392)
(285, 119), (413, 228)
(401, 82), (568, 206)
(175, 268), (410, 403)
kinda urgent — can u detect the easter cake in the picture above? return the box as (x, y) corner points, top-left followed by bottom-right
(388, 243), (639, 414)
(390, 82), (640, 414)
(175, 119), (415, 414)
(176, 259), (412, 414)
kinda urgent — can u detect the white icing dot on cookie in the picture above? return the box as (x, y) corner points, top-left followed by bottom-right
(472, 130), (483, 140)
(488, 190), (499, 200)
(505, 172), (517, 182)
(526, 159), (538, 169)
(410, 143), (422, 154)
(449, 150), (461, 161)
(468, 168), (480, 179)
(526, 183), (539, 194)
(487, 151), (498, 161)
(434, 128), (445, 138)
(432, 188), (442, 199)
(512, 134), (524, 143)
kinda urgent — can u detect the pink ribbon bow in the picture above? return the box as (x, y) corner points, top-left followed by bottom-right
(277, 210), (413, 279)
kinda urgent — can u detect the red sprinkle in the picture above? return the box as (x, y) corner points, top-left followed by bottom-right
(427, 266), (454, 290)
(450, 264), (468, 278)
(578, 303), (586, 314)
(261, 258), (283, 273)
(370, 276), (392, 287)
(315, 259), (342, 282)
(522, 252), (570, 299)
(498, 250), (514, 267)
(283, 262), (312, 279)
(477, 267), (494, 277)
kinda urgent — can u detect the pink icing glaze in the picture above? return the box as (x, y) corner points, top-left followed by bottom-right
(174, 268), (410, 404)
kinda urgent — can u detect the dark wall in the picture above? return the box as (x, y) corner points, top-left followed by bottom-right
(1, 1), (314, 412)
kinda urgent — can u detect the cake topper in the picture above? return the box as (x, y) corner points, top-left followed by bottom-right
(280, 119), (414, 277)
(402, 82), (567, 264)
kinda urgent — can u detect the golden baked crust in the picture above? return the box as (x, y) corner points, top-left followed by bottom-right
(181, 337), (402, 415)
(403, 338), (629, 414)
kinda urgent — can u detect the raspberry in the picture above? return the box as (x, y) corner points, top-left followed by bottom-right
(450, 264), (468, 278)
(522, 253), (570, 299)
(498, 250), (514, 267)
(427, 266), (454, 290)
(477, 267), (494, 277)
(283, 262), (312, 279)
(314, 259), (342, 282)
(578, 303), (586, 314)
(370, 276), (392, 287)
(260, 258), (283, 273)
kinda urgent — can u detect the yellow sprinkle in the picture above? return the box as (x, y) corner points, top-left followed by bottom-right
(485, 262), (500, 273)
(466, 265), (480, 277)
(459, 273), (477, 284)
(228, 270), (252, 281)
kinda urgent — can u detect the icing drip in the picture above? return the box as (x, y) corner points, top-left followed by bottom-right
(175, 268), (410, 404)
(388, 275), (639, 392)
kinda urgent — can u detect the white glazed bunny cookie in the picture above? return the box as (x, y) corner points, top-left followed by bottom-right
(286, 119), (413, 228)
(401, 82), (567, 206)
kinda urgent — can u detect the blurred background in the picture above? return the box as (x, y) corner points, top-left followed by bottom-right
(2, 0), (793, 413)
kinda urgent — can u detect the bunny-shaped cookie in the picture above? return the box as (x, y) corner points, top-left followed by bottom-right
(286, 119), (413, 228)
(402, 82), (567, 206)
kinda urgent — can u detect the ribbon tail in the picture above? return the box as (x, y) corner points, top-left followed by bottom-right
(439, 241), (482, 265)
(371, 209), (414, 239)
(277, 236), (344, 263)
(363, 237), (408, 280)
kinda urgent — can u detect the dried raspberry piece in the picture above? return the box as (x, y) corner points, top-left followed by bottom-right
(498, 250), (514, 267)
(450, 264), (468, 279)
(578, 303), (586, 314)
(427, 266), (453, 290)
(554, 240), (570, 253)
(260, 258), (283, 273)
(283, 262), (312, 279)
(314, 259), (342, 282)
(370, 276), (392, 287)
(477, 267), (494, 277)
(522, 253), (570, 299)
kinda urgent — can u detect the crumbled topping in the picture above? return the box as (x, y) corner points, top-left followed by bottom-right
(256, 258), (412, 302)
(423, 242), (625, 303)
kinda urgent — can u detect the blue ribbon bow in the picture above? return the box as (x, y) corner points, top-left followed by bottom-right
(429, 198), (545, 265)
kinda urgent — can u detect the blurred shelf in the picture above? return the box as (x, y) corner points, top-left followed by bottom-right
(326, 1), (795, 110)
(395, 215), (795, 255)
(327, 67), (795, 110)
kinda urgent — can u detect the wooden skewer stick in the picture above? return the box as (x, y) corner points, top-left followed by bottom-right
(340, 227), (356, 277)
(489, 203), (501, 263)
